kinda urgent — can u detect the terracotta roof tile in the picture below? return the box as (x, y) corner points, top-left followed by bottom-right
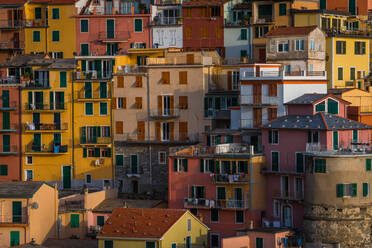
(183, 0), (231, 7)
(0, 0), (26, 5)
(98, 208), (188, 239)
(265, 25), (319, 37)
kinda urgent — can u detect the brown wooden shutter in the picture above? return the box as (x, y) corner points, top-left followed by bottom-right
(136, 76), (142, 87)
(117, 76), (124, 88)
(162, 72), (170, 84)
(116, 121), (123, 134)
(179, 71), (187, 84)
(170, 95), (174, 115)
(186, 54), (194, 64)
(158, 96), (162, 115)
(179, 122), (188, 141)
(137, 121), (145, 141)
(227, 71), (232, 90)
(179, 96), (188, 109)
(169, 122), (174, 141)
(155, 122), (161, 141)
(254, 108), (262, 128)
(273, 84), (277, 96)
(112, 97), (117, 109)
(135, 97), (142, 109)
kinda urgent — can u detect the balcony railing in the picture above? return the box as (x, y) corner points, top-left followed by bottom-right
(240, 95), (279, 105)
(73, 71), (113, 80)
(81, 137), (112, 145)
(0, 145), (18, 154)
(0, 41), (24, 50)
(212, 174), (249, 184)
(118, 133), (201, 143)
(240, 119), (265, 129)
(25, 143), (68, 154)
(0, 214), (28, 224)
(273, 190), (303, 201)
(306, 142), (372, 154)
(255, 15), (274, 24)
(98, 31), (131, 41)
(116, 65), (147, 74)
(0, 123), (18, 132)
(25, 19), (47, 27)
(154, 0), (182, 5)
(241, 70), (327, 80)
(0, 20), (25, 29)
(146, 56), (220, 66)
(25, 103), (65, 111)
(149, 108), (180, 119)
(152, 16), (181, 25)
(184, 198), (248, 209)
(24, 122), (68, 131)
(0, 101), (17, 110)
(23, 80), (50, 89)
(78, 89), (111, 100)
(0, 77), (21, 84)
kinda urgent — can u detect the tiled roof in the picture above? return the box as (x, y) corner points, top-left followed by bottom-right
(265, 25), (318, 37)
(98, 208), (188, 239)
(0, 182), (48, 198)
(183, 0), (231, 7)
(93, 199), (164, 213)
(262, 113), (372, 130)
(0, 0), (26, 5)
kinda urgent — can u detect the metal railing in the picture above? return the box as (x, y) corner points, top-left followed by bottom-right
(0, 214), (28, 224)
(118, 133), (201, 143)
(146, 56), (220, 66)
(98, 31), (131, 41)
(152, 16), (180, 25)
(215, 143), (253, 154)
(25, 103), (65, 111)
(273, 190), (303, 201)
(0, 20), (25, 28)
(116, 65), (147, 74)
(149, 108), (180, 119)
(23, 80), (50, 89)
(25, 143), (68, 154)
(242, 70), (326, 79)
(0, 101), (17, 109)
(81, 136), (112, 145)
(240, 95), (279, 105)
(212, 174), (249, 184)
(240, 119), (265, 129)
(24, 122), (68, 131)
(154, 0), (182, 4)
(0, 123), (18, 131)
(0, 145), (18, 154)
(0, 77), (21, 84)
(73, 71), (113, 80)
(0, 41), (24, 50)
(184, 198), (247, 209)
(255, 15), (274, 24)
(306, 142), (372, 154)
(25, 19), (47, 27)
(78, 89), (111, 100)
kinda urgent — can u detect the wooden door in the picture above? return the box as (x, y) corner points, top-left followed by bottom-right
(253, 84), (262, 104)
(137, 121), (145, 141)
(253, 108), (262, 127)
(258, 48), (266, 62)
(179, 122), (188, 141)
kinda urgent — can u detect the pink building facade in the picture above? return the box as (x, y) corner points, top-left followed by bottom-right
(261, 94), (372, 229)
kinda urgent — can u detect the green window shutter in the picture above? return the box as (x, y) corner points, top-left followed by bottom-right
(60, 72), (67, 88)
(215, 160), (220, 173)
(255, 27), (259, 38)
(296, 153), (304, 173)
(94, 148), (100, 157)
(204, 97), (208, 117)
(217, 187), (226, 199)
(216, 136), (221, 144)
(172, 244), (176, 248)
(84, 82), (92, 98)
(83, 148), (87, 158)
(174, 159), (178, 171)
(10, 231), (20, 247)
(269, 130), (273, 143)
(85, 103), (93, 115)
(337, 184), (344, 197)
(232, 161), (237, 174)
(315, 103), (325, 112)
(350, 67), (355, 80)
(97, 216), (105, 226)
(200, 159), (204, 172)
(81, 44), (89, 56)
(366, 159), (371, 171)
(191, 186), (195, 198)
(99, 82), (107, 98)
(209, 160), (215, 172)
(100, 102), (108, 115)
(352, 183), (357, 197)
(52, 31), (60, 42)
(328, 101), (339, 114)
(33, 31), (40, 42)
(131, 155), (138, 173)
(35, 7), (41, 19)
(70, 214), (79, 228)
(0, 165), (7, 176)
(363, 183), (369, 197)
(81, 60), (86, 71)
(243, 161), (248, 173)
(271, 152), (278, 171)
(241, 29), (247, 40)
(52, 8), (59, 19)
(338, 67), (343, 80)
(116, 155), (123, 166)
(279, 3), (286, 16)
(3, 112), (10, 130)
(333, 131), (338, 150)
(81, 126), (86, 144)
(134, 19), (143, 32)
(353, 130), (358, 142)
(3, 135), (10, 152)
(184, 159), (188, 171)
(206, 135), (211, 146)
(49, 92), (54, 110)
(240, 50), (248, 58)
(81, 20), (88, 32)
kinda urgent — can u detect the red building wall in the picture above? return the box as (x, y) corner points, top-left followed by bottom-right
(325, 0), (371, 15)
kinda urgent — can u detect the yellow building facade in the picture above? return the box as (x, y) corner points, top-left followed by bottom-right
(24, 1), (76, 58)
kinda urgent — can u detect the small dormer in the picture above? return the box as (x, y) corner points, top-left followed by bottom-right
(314, 98), (339, 115)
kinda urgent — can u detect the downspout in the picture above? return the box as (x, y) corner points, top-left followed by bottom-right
(146, 73), (152, 190)
(45, 7), (48, 55)
(25, 198), (29, 243)
(71, 69), (75, 183)
(111, 78), (114, 185)
(19, 85), (22, 180)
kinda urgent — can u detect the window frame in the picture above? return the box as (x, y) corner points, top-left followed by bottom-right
(80, 19), (89, 33)
(85, 174), (92, 184)
(271, 151), (280, 172)
(24, 169), (33, 181)
(158, 151), (167, 164)
(52, 30), (60, 42)
(115, 154), (124, 166)
(52, 8), (60, 20)
(210, 208), (219, 223)
(33, 31), (41, 42)
(26, 155), (33, 165)
(235, 210), (244, 224)
(337, 66), (343, 81)
(99, 102), (108, 116)
(85, 102), (93, 116)
(134, 18), (143, 32)
(0, 164), (7, 176)
(268, 130), (279, 144)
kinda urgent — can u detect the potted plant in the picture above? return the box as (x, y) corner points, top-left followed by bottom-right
(241, 14), (250, 25)
(177, 17), (183, 24)
(138, 3), (146, 14)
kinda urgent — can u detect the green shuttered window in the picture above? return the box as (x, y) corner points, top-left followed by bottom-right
(70, 214), (79, 228)
(33, 31), (40, 42)
(116, 155), (123, 166)
(241, 29), (247, 40)
(271, 151), (279, 171)
(279, 3), (286, 16)
(367, 158), (372, 171)
(0, 164), (7, 176)
(314, 159), (326, 173)
(52, 31), (60, 42)
(100, 102), (108, 115)
(52, 8), (59, 19)
(60, 72), (67, 88)
(134, 19), (143, 32)
(85, 103), (93, 115)
(80, 20), (88, 32)
(363, 183), (369, 197)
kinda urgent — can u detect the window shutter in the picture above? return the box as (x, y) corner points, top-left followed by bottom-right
(169, 122), (174, 141)
(352, 183), (357, 197)
(337, 184), (344, 197)
(200, 159), (204, 172)
(363, 183), (369, 197)
(136, 76), (142, 87)
(227, 71), (232, 90)
(117, 76), (124, 88)
(170, 96), (174, 115)
(81, 127), (86, 143)
(209, 160), (215, 172)
(206, 135), (211, 146)
(183, 159), (188, 172)
(94, 148), (100, 157)
(174, 159), (178, 171)
(112, 97), (116, 109)
(367, 159), (371, 171)
(269, 130), (273, 143)
(155, 122), (161, 141)
(158, 96), (162, 115)
(232, 161), (237, 174)
(243, 161), (248, 173)
(191, 186), (195, 198)
(50, 92), (54, 110)
(116, 155), (123, 166)
(116, 121), (123, 134)
(215, 160), (220, 173)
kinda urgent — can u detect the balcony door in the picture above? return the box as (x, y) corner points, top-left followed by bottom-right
(2, 90), (9, 108)
(106, 19), (115, 39)
(12, 201), (22, 223)
(54, 113), (61, 130)
(163, 95), (171, 116)
(282, 205), (292, 227)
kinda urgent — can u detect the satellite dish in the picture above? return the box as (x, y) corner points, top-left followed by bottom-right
(31, 202), (39, 209)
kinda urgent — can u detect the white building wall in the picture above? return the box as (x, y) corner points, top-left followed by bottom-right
(230, 109), (241, 130)
(282, 83), (327, 104)
(224, 27), (252, 59)
(152, 27), (183, 48)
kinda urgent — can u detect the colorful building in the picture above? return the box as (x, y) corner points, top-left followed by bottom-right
(320, 0), (372, 16)
(24, 0), (76, 58)
(261, 93), (372, 229)
(0, 182), (58, 247)
(168, 143), (266, 248)
(97, 208), (209, 248)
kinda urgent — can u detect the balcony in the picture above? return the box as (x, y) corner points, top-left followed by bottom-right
(98, 31), (131, 42)
(0, 145), (18, 155)
(149, 108), (180, 119)
(0, 214), (28, 225)
(81, 137), (112, 145)
(240, 119), (263, 129)
(184, 198), (248, 209)
(146, 56), (220, 66)
(0, 123), (18, 133)
(25, 19), (47, 28)
(73, 71), (113, 81)
(154, 0), (182, 5)
(24, 122), (68, 132)
(116, 65), (147, 75)
(77, 89), (111, 101)
(25, 143), (68, 155)
(240, 96), (279, 106)
(241, 70), (327, 80)
(23, 80), (50, 89)
(151, 16), (181, 26)
(0, 77), (21, 85)
(24, 103), (66, 111)
(212, 174), (249, 184)
(0, 41), (24, 51)
(0, 101), (18, 111)
(273, 190), (304, 201)
(0, 20), (24, 29)
(118, 133), (201, 144)
(255, 15), (274, 24)
(305, 142), (372, 155)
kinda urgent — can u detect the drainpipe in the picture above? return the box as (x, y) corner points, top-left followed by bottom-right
(45, 7), (48, 55)
(71, 69), (75, 184)
(18, 85), (22, 180)
(145, 73), (152, 191)
(111, 78), (114, 186)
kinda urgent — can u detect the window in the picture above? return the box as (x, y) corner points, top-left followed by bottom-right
(26, 156), (33, 165)
(0, 165), (7, 176)
(232, 71), (240, 90)
(236, 210), (244, 224)
(295, 40), (304, 51)
(268, 83), (277, 96)
(281, 176), (289, 197)
(25, 170), (33, 181)
(187, 219), (191, 231)
(211, 209), (219, 222)
(70, 214), (79, 228)
(353, 130), (358, 142)
(328, 99), (338, 114)
(363, 182), (370, 197)
(179, 96), (188, 109)
(355, 41), (366, 55)
(60, 72), (67, 88)
(100, 102), (108, 115)
(104, 240), (113, 248)
(337, 183), (357, 197)
(200, 159), (214, 173)
(315, 101), (325, 112)
(211, 234), (219, 248)
(161, 72), (170, 84)
(268, 108), (277, 121)
(85, 174), (92, 184)
(278, 41), (289, 52)
(268, 130), (279, 144)
(179, 71), (188, 84)
(35, 7), (42, 19)
(336, 41), (346, 54)
(174, 158), (188, 172)
(190, 185), (205, 199)
(85, 103), (93, 115)
(80, 19), (88, 32)
(296, 153), (304, 173)
(158, 151), (166, 164)
(171, 243), (176, 248)
(52, 8), (59, 19)
(186, 236), (191, 248)
(146, 242), (155, 248)
(271, 151), (279, 171)
(366, 158), (371, 171)
(279, 3), (286, 16)
(314, 159), (326, 173)
(240, 50), (248, 58)
(273, 200), (280, 217)
(52, 31), (60, 42)
(81, 44), (89, 56)
(256, 237), (264, 248)
(241, 29), (247, 40)
(337, 67), (343, 80)
(135, 97), (142, 109)
(130, 154), (138, 174)
(255, 26), (269, 38)
(117, 97), (126, 109)
(134, 19), (143, 32)
(185, 27), (192, 39)
(308, 131), (319, 143)
(33, 31), (40, 42)
(350, 67), (355, 80)
(116, 154), (123, 166)
(310, 39), (315, 51)
(201, 27), (207, 39)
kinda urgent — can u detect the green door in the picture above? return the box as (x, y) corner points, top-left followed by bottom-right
(349, 0), (356, 15)
(94, 60), (102, 78)
(12, 201), (22, 223)
(84, 82), (92, 99)
(320, 0), (326, 9)
(10, 231), (20, 247)
(2, 90), (9, 108)
(54, 113), (61, 130)
(33, 133), (41, 152)
(63, 166), (71, 189)
(97, 216), (105, 226)
(333, 131), (338, 150)
(106, 19), (115, 39)
(35, 92), (43, 110)
(3, 135), (10, 152)
(3, 112), (10, 130)
(99, 82), (107, 98)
